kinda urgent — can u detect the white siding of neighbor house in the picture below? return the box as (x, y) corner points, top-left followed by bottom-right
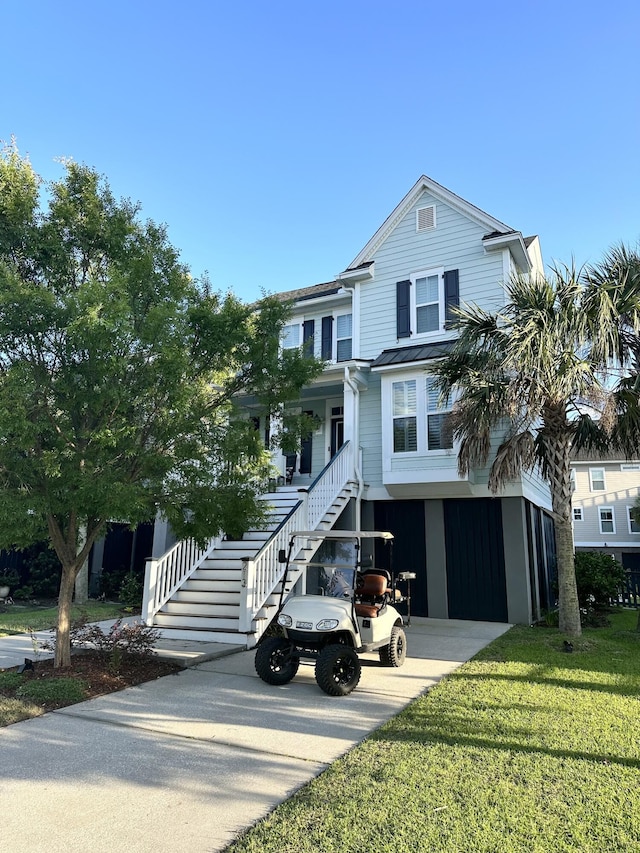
(571, 462), (640, 547)
(358, 190), (507, 360)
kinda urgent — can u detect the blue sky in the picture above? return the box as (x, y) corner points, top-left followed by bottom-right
(3, 0), (639, 301)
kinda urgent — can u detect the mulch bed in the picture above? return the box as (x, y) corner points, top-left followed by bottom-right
(1, 652), (183, 713)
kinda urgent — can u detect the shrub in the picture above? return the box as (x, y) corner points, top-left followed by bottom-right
(118, 572), (143, 607)
(24, 548), (62, 598)
(574, 551), (627, 608)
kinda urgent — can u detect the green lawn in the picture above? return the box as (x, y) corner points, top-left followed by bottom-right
(226, 609), (640, 853)
(0, 601), (124, 636)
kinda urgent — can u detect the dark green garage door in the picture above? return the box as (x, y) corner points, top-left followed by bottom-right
(444, 498), (507, 622)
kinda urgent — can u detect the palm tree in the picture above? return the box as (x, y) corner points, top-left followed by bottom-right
(431, 264), (639, 637)
(584, 243), (640, 456)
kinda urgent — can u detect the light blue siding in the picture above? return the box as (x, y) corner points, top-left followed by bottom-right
(359, 190), (506, 360)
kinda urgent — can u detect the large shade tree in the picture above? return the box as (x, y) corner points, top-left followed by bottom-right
(0, 142), (322, 666)
(431, 264), (640, 637)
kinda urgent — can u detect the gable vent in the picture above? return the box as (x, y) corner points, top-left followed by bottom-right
(416, 205), (436, 232)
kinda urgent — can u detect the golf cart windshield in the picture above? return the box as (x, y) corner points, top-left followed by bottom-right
(286, 530), (394, 599)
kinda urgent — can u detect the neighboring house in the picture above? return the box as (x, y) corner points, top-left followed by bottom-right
(144, 175), (557, 644)
(571, 449), (640, 571)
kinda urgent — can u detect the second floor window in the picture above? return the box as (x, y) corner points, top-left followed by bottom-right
(282, 323), (300, 349)
(392, 380), (417, 452)
(589, 468), (606, 491)
(426, 377), (453, 450)
(336, 313), (352, 361)
(390, 375), (453, 454)
(628, 507), (640, 534)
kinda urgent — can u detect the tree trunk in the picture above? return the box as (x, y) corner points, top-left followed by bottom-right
(544, 413), (581, 637)
(74, 526), (89, 604)
(55, 563), (77, 668)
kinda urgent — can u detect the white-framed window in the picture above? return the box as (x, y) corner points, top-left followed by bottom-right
(570, 469), (576, 492)
(413, 268), (444, 335)
(627, 506), (640, 534)
(573, 507), (583, 522)
(392, 379), (417, 452)
(598, 506), (615, 534)
(416, 204), (436, 232)
(336, 313), (352, 362)
(589, 468), (606, 491)
(388, 373), (453, 455)
(281, 323), (301, 349)
(426, 377), (454, 450)
(621, 463), (640, 471)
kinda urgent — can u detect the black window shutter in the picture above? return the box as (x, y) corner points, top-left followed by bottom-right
(302, 319), (315, 356)
(444, 269), (460, 328)
(396, 280), (411, 338)
(321, 316), (333, 360)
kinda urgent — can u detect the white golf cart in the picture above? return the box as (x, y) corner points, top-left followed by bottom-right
(254, 530), (416, 696)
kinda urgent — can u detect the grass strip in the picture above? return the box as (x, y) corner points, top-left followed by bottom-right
(226, 609), (640, 853)
(0, 602), (124, 636)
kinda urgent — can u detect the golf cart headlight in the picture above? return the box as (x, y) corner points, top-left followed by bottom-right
(277, 613), (292, 627)
(316, 619), (339, 631)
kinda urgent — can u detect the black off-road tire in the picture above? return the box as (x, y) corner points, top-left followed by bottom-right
(255, 637), (299, 685)
(379, 625), (407, 667)
(315, 644), (361, 696)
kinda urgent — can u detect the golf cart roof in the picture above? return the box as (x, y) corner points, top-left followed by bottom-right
(289, 530), (393, 541)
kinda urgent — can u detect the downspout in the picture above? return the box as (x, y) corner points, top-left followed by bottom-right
(340, 282), (363, 529)
(344, 364), (364, 529)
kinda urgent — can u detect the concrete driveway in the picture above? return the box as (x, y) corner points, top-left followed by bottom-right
(0, 618), (509, 853)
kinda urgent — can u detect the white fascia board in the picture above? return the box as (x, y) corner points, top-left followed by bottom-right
(290, 290), (352, 311)
(371, 359), (435, 374)
(348, 175), (513, 268)
(483, 232), (532, 273)
(336, 263), (375, 284)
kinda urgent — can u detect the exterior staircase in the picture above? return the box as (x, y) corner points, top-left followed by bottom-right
(142, 442), (357, 647)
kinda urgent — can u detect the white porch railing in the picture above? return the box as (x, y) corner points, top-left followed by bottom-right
(238, 441), (354, 631)
(142, 535), (221, 624)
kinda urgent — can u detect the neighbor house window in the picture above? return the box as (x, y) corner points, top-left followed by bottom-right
(599, 507), (615, 534)
(573, 507), (583, 522)
(282, 323), (301, 349)
(336, 313), (352, 361)
(426, 377), (453, 450)
(628, 507), (640, 534)
(392, 380), (417, 452)
(621, 463), (640, 471)
(589, 468), (606, 491)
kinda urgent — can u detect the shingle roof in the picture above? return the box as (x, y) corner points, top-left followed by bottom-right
(572, 447), (640, 463)
(371, 340), (456, 368)
(274, 281), (342, 303)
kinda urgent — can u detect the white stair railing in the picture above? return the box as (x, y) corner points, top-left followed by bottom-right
(142, 536), (221, 624)
(239, 441), (354, 632)
(143, 440), (356, 632)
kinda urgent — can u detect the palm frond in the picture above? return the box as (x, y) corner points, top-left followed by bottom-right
(488, 431), (536, 493)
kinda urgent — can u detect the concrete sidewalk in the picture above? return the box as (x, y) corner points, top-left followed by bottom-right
(1, 618), (510, 853)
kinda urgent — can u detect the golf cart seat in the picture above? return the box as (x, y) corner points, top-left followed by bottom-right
(354, 570), (391, 618)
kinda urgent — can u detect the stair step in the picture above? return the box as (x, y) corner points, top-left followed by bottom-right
(181, 580), (242, 594)
(155, 614), (240, 631)
(163, 602), (239, 617)
(156, 627), (251, 645)
(191, 568), (242, 581)
(174, 587), (240, 602)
